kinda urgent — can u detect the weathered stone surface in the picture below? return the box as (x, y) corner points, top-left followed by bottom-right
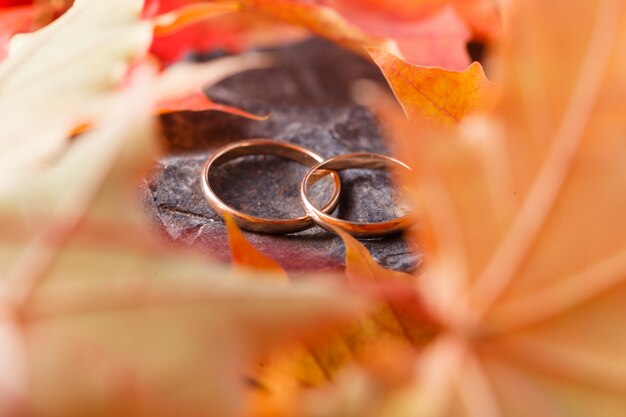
(144, 38), (420, 272)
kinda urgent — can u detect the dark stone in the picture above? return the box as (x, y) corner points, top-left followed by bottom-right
(144, 38), (420, 273)
(466, 40), (487, 65)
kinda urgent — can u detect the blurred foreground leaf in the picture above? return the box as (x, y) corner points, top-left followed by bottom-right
(0, 49), (363, 417)
(369, 0), (626, 415)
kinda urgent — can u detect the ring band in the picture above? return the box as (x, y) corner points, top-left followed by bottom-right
(201, 139), (341, 234)
(300, 153), (416, 238)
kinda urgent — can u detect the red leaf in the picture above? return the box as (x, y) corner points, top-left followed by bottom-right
(0, 0), (33, 6)
(156, 91), (268, 120)
(0, 5), (39, 60)
(328, 2), (472, 69)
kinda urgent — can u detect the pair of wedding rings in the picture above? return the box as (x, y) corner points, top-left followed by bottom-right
(201, 139), (415, 238)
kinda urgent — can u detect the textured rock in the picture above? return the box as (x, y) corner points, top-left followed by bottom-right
(145, 38), (420, 272)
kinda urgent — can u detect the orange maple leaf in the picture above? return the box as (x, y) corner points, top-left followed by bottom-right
(224, 213), (289, 281)
(243, 0), (626, 414)
(152, 1), (241, 36)
(367, 46), (498, 126)
(335, 227), (440, 349)
(222, 210), (438, 396)
(362, 0), (626, 415)
(155, 91), (268, 119)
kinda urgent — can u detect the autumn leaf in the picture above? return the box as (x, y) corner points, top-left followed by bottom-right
(148, 5), (278, 118)
(147, 0), (477, 69)
(153, 51), (273, 118)
(335, 227), (439, 349)
(0, 64), (364, 417)
(5, 0), (625, 415)
(222, 216), (438, 397)
(0, 0), (151, 194)
(152, 1), (240, 36)
(224, 213), (288, 281)
(155, 91), (266, 118)
(0, 0), (272, 192)
(232, 0), (401, 59)
(148, 0), (307, 63)
(328, 0), (446, 22)
(0, 4), (43, 60)
(367, 46), (497, 127)
(360, 0), (626, 415)
(321, 3), (473, 70)
(326, 0), (505, 40)
(223, 217), (353, 384)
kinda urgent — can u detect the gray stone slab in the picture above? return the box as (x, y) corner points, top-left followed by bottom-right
(144, 38), (420, 273)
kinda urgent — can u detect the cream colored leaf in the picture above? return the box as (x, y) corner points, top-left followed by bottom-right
(0, 59), (363, 417)
(378, 0), (626, 415)
(0, 0), (152, 196)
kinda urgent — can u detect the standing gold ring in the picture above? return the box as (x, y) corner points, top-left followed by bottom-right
(300, 153), (416, 238)
(201, 139), (341, 234)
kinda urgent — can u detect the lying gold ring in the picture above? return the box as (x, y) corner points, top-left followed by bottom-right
(202, 139), (341, 234)
(300, 153), (416, 238)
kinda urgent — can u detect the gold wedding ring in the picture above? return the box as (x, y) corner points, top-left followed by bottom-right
(300, 153), (416, 238)
(202, 140), (416, 237)
(201, 139), (341, 234)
